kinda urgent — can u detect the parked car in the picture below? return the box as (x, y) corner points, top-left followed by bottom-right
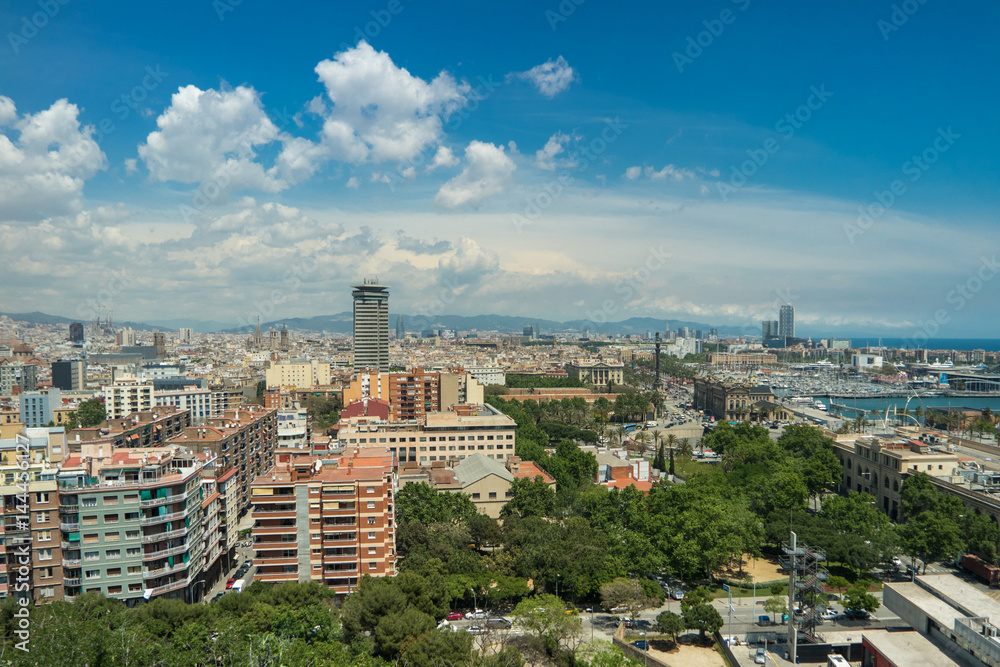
(671, 589), (685, 600)
(632, 640), (649, 651)
(891, 556), (903, 568)
(757, 615), (773, 626)
(820, 608), (838, 620)
(466, 626), (486, 635)
(842, 609), (870, 620)
(465, 609), (488, 620)
(446, 611), (463, 621)
(752, 648), (767, 664)
(485, 617), (512, 629)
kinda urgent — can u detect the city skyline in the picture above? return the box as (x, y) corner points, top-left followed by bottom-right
(2, 1), (999, 337)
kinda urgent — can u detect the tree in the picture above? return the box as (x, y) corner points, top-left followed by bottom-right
(825, 575), (849, 598)
(500, 476), (556, 519)
(399, 628), (473, 667)
(576, 640), (644, 667)
(683, 603), (723, 642)
(656, 610), (686, 644)
(512, 594), (582, 658)
(599, 578), (656, 624)
(763, 596), (788, 625)
(303, 394), (341, 431)
(899, 510), (964, 571)
(74, 398), (106, 428)
(396, 483), (477, 526)
(842, 583), (880, 614)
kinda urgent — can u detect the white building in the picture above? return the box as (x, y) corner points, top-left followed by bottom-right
(852, 354), (884, 369)
(102, 379), (153, 419)
(154, 385), (212, 425)
(276, 407), (309, 449)
(465, 365), (506, 386)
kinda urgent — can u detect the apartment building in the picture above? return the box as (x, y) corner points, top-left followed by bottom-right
(0, 455), (63, 602)
(18, 389), (61, 428)
(69, 409), (191, 453)
(102, 380), (153, 419)
(337, 404), (517, 465)
(277, 407), (309, 449)
(264, 361), (331, 390)
(250, 447), (395, 596)
(463, 365), (506, 386)
(56, 447), (205, 605)
(169, 405), (277, 517)
(154, 385), (211, 425)
(342, 369), (484, 422)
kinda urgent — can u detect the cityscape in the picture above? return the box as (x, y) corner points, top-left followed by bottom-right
(2, 1), (1000, 666)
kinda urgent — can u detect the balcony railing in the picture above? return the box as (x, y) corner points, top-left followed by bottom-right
(142, 527), (188, 544)
(63, 558), (81, 567)
(140, 492), (185, 508)
(139, 510), (186, 526)
(64, 577), (81, 586)
(143, 561), (189, 578)
(142, 544), (188, 561)
(59, 522), (79, 532)
(146, 579), (188, 597)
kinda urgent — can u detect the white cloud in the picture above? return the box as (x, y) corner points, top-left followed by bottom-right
(277, 41), (470, 178)
(0, 98), (107, 221)
(434, 141), (516, 209)
(535, 132), (575, 171)
(514, 56), (577, 98)
(124, 158), (138, 175)
(623, 164), (696, 182)
(346, 176), (359, 189)
(138, 85), (284, 193)
(437, 237), (501, 286)
(428, 145), (459, 171)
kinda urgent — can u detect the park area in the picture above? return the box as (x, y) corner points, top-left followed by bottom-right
(649, 640), (727, 667)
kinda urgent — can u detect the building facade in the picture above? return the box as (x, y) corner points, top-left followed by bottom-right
(103, 380), (154, 420)
(52, 360), (86, 391)
(565, 360), (625, 389)
(352, 282), (389, 371)
(779, 305), (795, 340)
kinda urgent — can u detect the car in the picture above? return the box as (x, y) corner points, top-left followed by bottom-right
(465, 609), (488, 620)
(842, 609), (870, 620)
(632, 640), (649, 651)
(244, 559), (254, 567)
(757, 615), (772, 626)
(466, 626), (486, 635)
(820, 609), (838, 620)
(225, 578), (236, 589)
(446, 611), (463, 621)
(752, 648), (767, 664)
(891, 556), (903, 568)
(671, 589), (685, 600)
(485, 617), (512, 628)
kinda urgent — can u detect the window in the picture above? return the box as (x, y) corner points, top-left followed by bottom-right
(368, 546), (377, 554)
(84, 550), (100, 560)
(367, 531), (376, 540)
(36, 511), (49, 523)
(123, 494), (138, 504)
(128, 583), (142, 592)
(107, 567), (121, 577)
(367, 502), (375, 509)
(124, 512), (139, 521)
(472, 493), (480, 499)
(369, 562), (377, 570)
(40, 566), (53, 579)
(488, 492), (497, 499)
(367, 517), (376, 525)
(104, 514), (119, 523)
(105, 532), (120, 542)
(37, 530), (51, 542)
(366, 486), (375, 494)
(126, 547), (140, 557)
(38, 548), (52, 561)
(103, 496), (118, 505)
(127, 566), (141, 575)
(125, 530), (139, 540)
(35, 492), (49, 503)
(105, 549), (121, 559)
(85, 570), (100, 579)
(82, 515), (98, 526)
(107, 585), (122, 595)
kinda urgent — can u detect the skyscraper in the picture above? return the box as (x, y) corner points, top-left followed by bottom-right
(779, 305), (795, 340)
(69, 322), (84, 342)
(396, 314), (405, 339)
(762, 320), (779, 339)
(353, 281), (390, 371)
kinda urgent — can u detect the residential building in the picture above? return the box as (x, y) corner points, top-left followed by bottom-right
(179, 328), (193, 344)
(762, 320), (779, 340)
(52, 360), (86, 391)
(342, 369), (483, 422)
(565, 360), (625, 389)
(337, 404), (517, 465)
(56, 447), (205, 605)
(276, 407), (309, 449)
(19, 389), (61, 428)
(68, 409), (191, 453)
(250, 447), (396, 596)
(352, 281), (389, 371)
(264, 361), (331, 389)
(154, 384), (211, 425)
(102, 380), (154, 420)
(169, 405), (277, 517)
(464, 365), (506, 386)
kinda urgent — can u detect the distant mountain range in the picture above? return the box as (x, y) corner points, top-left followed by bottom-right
(2, 310), (738, 336)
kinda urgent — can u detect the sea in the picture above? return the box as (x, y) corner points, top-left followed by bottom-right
(843, 338), (1000, 352)
(820, 395), (1000, 415)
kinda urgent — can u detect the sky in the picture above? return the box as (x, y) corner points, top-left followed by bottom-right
(1, 0), (999, 339)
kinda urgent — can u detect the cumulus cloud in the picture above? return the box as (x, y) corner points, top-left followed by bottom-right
(428, 145), (459, 171)
(513, 56), (577, 98)
(346, 176), (359, 189)
(138, 85), (284, 193)
(434, 141), (516, 209)
(0, 97), (107, 221)
(535, 132), (575, 171)
(623, 165), (642, 180)
(437, 237), (501, 285)
(275, 41), (470, 179)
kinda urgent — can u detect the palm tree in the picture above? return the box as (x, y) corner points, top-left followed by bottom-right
(665, 433), (679, 458)
(915, 405), (924, 424)
(610, 426), (625, 447)
(634, 430), (651, 455)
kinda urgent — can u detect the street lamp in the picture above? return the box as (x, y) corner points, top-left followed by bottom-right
(556, 574), (560, 599)
(469, 587), (477, 612)
(750, 574), (756, 619)
(641, 631), (648, 666)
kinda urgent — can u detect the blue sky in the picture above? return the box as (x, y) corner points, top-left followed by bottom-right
(1, 0), (998, 338)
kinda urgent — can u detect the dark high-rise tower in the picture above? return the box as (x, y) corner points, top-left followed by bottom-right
(395, 314), (405, 340)
(69, 322), (84, 342)
(779, 305), (795, 341)
(653, 332), (663, 391)
(352, 281), (390, 371)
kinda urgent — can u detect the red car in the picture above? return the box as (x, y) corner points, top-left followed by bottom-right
(225, 578), (236, 590)
(446, 612), (463, 621)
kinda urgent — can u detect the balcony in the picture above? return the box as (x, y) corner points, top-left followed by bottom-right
(251, 510), (296, 520)
(142, 527), (188, 544)
(253, 540), (297, 551)
(64, 577), (81, 586)
(143, 561), (189, 578)
(146, 579), (188, 597)
(140, 492), (186, 508)
(59, 522), (80, 532)
(252, 525), (296, 535)
(142, 544), (188, 561)
(254, 571), (297, 582)
(63, 558), (81, 567)
(139, 510), (186, 526)
(258, 556), (298, 566)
